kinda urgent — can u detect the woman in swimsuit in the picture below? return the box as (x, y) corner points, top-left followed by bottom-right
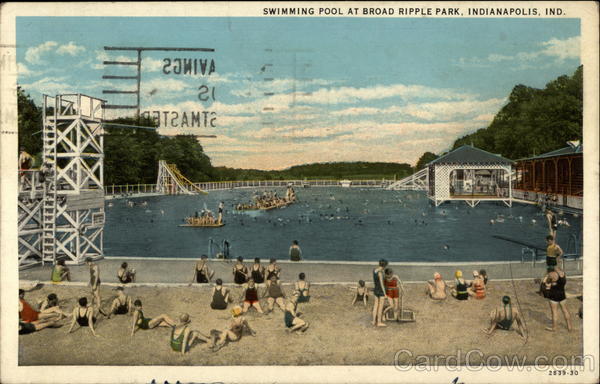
(372, 259), (388, 327)
(284, 294), (309, 333)
(426, 273), (447, 300)
(117, 262), (136, 284)
(210, 279), (231, 310)
(107, 287), (132, 318)
(265, 258), (281, 281)
(483, 296), (527, 339)
(451, 270), (469, 300)
(264, 275), (286, 313)
(130, 299), (176, 336)
(19, 289), (64, 323)
(39, 293), (71, 317)
(250, 258), (265, 284)
(210, 305), (256, 352)
(192, 255), (214, 284)
(294, 273), (310, 303)
(468, 270), (486, 299)
(232, 256), (248, 285)
(545, 208), (558, 238)
(86, 258), (101, 307)
(67, 297), (100, 337)
(543, 266), (573, 332)
(384, 268), (402, 321)
(51, 260), (71, 282)
(170, 313), (210, 355)
(19, 316), (62, 335)
(241, 278), (263, 313)
(351, 280), (368, 306)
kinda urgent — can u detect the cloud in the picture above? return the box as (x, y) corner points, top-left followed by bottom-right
(19, 76), (75, 95)
(456, 36), (580, 68)
(56, 41), (85, 56)
(25, 41), (58, 64)
(17, 63), (42, 77)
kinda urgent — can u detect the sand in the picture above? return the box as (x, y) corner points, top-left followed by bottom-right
(19, 278), (583, 366)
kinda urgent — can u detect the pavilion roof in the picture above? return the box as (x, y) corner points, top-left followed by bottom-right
(520, 144), (583, 161)
(428, 145), (513, 166)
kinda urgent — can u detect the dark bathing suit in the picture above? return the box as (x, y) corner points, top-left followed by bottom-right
(266, 268), (278, 281)
(373, 270), (385, 297)
(234, 265), (247, 284)
(245, 287), (259, 304)
(196, 265), (209, 283)
(76, 308), (96, 327)
(497, 307), (514, 330)
(284, 309), (295, 328)
(115, 298), (129, 315)
(136, 310), (151, 329)
(211, 287), (228, 310)
(118, 271), (132, 284)
(455, 279), (468, 300)
(548, 274), (567, 302)
(19, 321), (36, 335)
(251, 266), (264, 284)
(268, 282), (284, 298)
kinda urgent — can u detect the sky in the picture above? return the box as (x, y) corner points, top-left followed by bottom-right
(16, 17), (580, 169)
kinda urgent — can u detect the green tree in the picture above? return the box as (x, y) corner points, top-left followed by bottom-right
(17, 87), (43, 162)
(415, 152), (438, 170)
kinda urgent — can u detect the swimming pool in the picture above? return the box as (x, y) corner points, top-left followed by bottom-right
(104, 188), (582, 263)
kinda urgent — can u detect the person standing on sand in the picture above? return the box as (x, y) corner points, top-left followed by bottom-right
(289, 240), (302, 262)
(426, 273), (447, 300)
(372, 259), (388, 327)
(384, 268), (402, 321)
(545, 235), (564, 269)
(86, 258), (101, 307)
(483, 296), (527, 340)
(543, 266), (573, 332)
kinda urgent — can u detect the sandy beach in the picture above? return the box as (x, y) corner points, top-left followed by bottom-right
(19, 278), (583, 366)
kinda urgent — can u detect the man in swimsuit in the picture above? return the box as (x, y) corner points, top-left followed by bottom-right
(210, 279), (231, 310)
(483, 296), (527, 340)
(264, 276), (286, 313)
(131, 299), (177, 336)
(210, 305), (256, 352)
(545, 235), (564, 269)
(284, 294), (309, 333)
(543, 266), (573, 332)
(217, 201), (224, 224)
(372, 259), (388, 327)
(19, 289), (64, 323)
(19, 316), (62, 335)
(241, 278), (263, 313)
(170, 313), (210, 355)
(117, 262), (136, 284)
(107, 287), (132, 318)
(426, 273), (447, 300)
(545, 208), (558, 238)
(86, 257), (101, 307)
(289, 240), (302, 262)
(51, 260), (71, 282)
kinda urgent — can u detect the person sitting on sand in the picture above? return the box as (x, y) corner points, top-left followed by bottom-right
(289, 240), (302, 262)
(241, 278), (263, 314)
(210, 279), (231, 310)
(38, 293), (70, 318)
(372, 259), (388, 327)
(479, 269), (488, 285)
(107, 287), (132, 318)
(451, 270), (469, 301)
(542, 266), (573, 332)
(483, 296), (527, 340)
(193, 254), (214, 284)
(51, 260), (71, 282)
(294, 273), (310, 303)
(468, 270), (486, 299)
(210, 305), (256, 352)
(170, 313), (210, 355)
(265, 258), (281, 281)
(233, 256), (248, 285)
(264, 276), (286, 313)
(284, 294), (309, 333)
(19, 289), (64, 323)
(67, 297), (102, 337)
(131, 299), (177, 335)
(426, 273), (447, 300)
(117, 262), (136, 284)
(19, 316), (63, 335)
(351, 280), (368, 306)
(250, 258), (265, 284)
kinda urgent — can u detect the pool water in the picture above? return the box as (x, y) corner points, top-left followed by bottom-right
(104, 188), (582, 263)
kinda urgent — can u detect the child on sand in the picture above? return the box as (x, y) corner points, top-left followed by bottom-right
(351, 280), (368, 306)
